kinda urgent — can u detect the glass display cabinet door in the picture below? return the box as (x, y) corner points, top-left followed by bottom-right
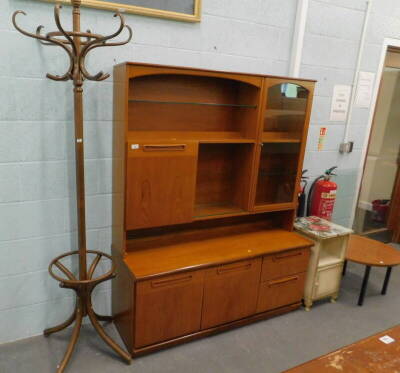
(255, 80), (311, 208)
(262, 82), (309, 142)
(255, 142), (300, 206)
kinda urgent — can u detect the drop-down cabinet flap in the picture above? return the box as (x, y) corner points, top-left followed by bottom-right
(126, 141), (198, 230)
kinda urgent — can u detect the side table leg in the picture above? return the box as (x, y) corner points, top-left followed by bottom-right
(342, 260), (347, 276)
(358, 265), (371, 306)
(381, 266), (392, 295)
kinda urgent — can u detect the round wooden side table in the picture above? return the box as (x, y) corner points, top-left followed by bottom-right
(344, 235), (400, 306)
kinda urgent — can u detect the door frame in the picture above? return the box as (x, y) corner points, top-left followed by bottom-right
(350, 38), (400, 231)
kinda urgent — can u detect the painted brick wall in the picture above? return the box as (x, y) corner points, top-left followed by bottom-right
(0, 0), (399, 343)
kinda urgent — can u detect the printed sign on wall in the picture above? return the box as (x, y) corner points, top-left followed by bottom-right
(330, 85), (351, 122)
(355, 71), (375, 108)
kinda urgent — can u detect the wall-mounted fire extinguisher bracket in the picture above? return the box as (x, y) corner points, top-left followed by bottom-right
(307, 166), (338, 221)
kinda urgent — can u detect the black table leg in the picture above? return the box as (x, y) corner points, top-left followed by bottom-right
(342, 260), (347, 276)
(381, 266), (392, 295)
(358, 265), (371, 306)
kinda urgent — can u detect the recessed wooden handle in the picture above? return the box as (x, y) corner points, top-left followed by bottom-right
(151, 275), (192, 288)
(217, 263), (251, 275)
(143, 144), (186, 152)
(268, 275), (298, 287)
(273, 251), (302, 261)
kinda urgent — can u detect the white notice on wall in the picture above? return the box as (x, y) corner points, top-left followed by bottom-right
(330, 85), (351, 122)
(355, 71), (375, 108)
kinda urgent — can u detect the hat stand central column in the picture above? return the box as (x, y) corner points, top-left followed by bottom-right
(12, 1), (133, 372)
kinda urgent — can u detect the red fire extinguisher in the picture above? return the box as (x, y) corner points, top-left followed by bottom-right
(307, 166), (338, 221)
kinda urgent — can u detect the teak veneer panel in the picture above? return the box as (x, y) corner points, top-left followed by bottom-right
(135, 270), (204, 348)
(124, 229), (312, 279)
(201, 258), (261, 329)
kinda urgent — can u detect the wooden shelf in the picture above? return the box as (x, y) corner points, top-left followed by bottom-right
(124, 229), (313, 279)
(265, 109), (305, 117)
(262, 132), (301, 143)
(127, 131), (256, 144)
(129, 99), (257, 109)
(194, 204), (246, 219)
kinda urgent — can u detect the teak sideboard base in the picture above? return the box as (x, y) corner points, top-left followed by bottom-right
(112, 224), (312, 356)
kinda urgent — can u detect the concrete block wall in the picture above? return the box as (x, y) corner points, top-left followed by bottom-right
(0, 0), (399, 343)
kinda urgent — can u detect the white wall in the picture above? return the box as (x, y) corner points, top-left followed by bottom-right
(0, 0), (400, 343)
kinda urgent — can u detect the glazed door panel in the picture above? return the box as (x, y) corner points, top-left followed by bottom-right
(135, 270), (204, 348)
(126, 142), (198, 229)
(201, 259), (261, 329)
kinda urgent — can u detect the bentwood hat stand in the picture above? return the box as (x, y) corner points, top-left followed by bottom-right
(12, 1), (133, 372)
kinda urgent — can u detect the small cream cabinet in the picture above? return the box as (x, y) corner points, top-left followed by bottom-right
(294, 217), (353, 311)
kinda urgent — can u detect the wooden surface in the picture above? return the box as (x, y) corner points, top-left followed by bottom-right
(284, 325), (400, 373)
(120, 61), (317, 83)
(261, 248), (310, 281)
(132, 302), (301, 356)
(125, 141), (198, 229)
(201, 259), (261, 329)
(257, 272), (306, 312)
(124, 229), (313, 279)
(346, 235), (400, 267)
(135, 270), (204, 348)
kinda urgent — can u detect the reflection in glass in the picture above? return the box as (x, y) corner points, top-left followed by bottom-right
(255, 143), (300, 205)
(264, 83), (309, 139)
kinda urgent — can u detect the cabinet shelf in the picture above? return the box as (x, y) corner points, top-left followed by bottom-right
(127, 131), (256, 144)
(129, 99), (257, 109)
(318, 255), (343, 268)
(194, 204), (246, 219)
(262, 132), (301, 143)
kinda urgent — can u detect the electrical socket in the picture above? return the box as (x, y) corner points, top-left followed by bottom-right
(339, 141), (354, 153)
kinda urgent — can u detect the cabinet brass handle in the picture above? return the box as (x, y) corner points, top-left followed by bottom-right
(217, 263), (251, 275)
(268, 275), (298, 287)
(151, 275), (192, 288)
(273, 251), (302, 261)
(143, 144), (186, 152)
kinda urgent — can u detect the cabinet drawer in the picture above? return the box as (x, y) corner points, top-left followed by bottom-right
(201, 259), (261, 329)
(257, 272), (306, 312)
(126, 141), (198, 230)
(135, 270), (204, 348)
(261, 248), (310, 281)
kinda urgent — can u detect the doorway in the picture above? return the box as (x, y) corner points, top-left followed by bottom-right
(353, 49), (400, 242)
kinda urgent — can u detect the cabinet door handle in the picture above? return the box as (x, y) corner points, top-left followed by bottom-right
(268, 275), (298, 287)
(217, 263), (251, 275)
(273, 251), (302, 261)
(151, 275), (192, 288)
(143, 144), (186, 152)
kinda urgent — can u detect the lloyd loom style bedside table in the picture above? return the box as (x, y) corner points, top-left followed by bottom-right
(294, 217), (353, 310)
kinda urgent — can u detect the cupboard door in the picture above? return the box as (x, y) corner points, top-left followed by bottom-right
(313, 264), (342, 299)
(257, 272), (306, 312)
(126, 142), (198, 229)
(261, 248), (310, 282)
(135, 270), (204, 348)
(201, 259), (261, 329)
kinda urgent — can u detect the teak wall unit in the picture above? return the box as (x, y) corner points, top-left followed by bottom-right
(112, 62), (316, 356)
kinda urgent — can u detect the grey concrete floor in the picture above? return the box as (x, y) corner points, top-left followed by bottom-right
(1, 260), (400, 373)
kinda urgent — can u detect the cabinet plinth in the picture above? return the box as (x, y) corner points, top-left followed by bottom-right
(112, 63), (315, 355)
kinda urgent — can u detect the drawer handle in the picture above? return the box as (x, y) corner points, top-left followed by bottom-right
(268, 275), (299, 287)
(217, 263), (251, 275)
(151, 275), (193, 288)
(143, 144), (186, 152)
(273, 251), (302, 261)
